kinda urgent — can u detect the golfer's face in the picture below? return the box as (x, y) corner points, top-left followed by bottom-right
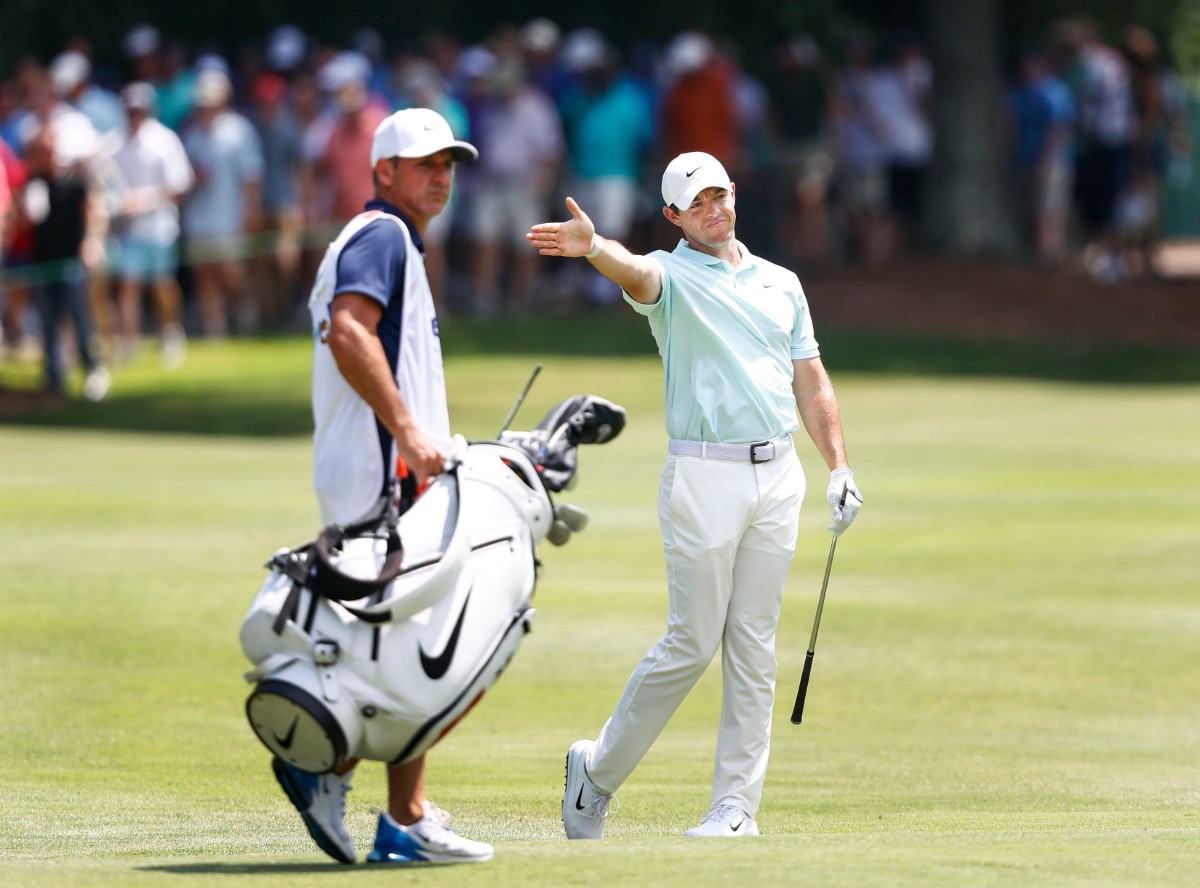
(385, 150), (456, 226)
(675, 186), (736, 248)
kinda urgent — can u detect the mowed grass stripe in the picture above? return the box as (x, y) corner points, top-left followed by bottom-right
(1, 340), (1197, 885)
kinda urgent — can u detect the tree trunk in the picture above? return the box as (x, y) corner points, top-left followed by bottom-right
(921, 0), (1021, 254)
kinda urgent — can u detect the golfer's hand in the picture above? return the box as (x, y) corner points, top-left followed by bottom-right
(527, 197), (596, 258)
(827, 468), (863, 537)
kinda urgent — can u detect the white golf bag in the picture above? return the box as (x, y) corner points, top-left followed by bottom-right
(240, 395), (625, 774)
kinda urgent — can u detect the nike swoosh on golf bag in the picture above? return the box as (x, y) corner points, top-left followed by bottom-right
(240, 396), (627, 775)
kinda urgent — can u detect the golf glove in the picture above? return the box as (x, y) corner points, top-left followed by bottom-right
(827, 468), (863, 537)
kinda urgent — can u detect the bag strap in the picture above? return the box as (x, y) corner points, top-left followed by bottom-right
(310, 506), (405, 601)
(271, 546), (317, 636)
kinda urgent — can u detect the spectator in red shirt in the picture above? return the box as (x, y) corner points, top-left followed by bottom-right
(659, 33), (740, 167)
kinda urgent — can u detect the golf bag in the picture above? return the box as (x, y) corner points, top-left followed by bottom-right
(240, 395), (625, 774)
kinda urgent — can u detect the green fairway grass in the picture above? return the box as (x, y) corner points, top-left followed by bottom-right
(1, 334), (1198, 886)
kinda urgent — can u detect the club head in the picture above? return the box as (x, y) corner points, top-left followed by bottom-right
(553, 503), (588, 532)
(546, 520), (572, 546)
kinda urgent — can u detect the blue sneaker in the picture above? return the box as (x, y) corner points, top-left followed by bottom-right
(272, 757), (356, 864)
(366, 811), (493, 864)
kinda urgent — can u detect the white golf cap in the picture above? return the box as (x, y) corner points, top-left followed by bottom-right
(121, 81), (158, 113)
(123, 24), (161, 59)
(661, 151), (732, 209)
(194, 68), (231, 108)
(370, 108), (479, 166)
(50, 51), (90, 96)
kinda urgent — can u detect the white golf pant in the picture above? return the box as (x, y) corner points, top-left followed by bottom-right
(588, 447), (804, 817)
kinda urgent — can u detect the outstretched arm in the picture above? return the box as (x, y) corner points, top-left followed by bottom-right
(527, 197), (662, 304)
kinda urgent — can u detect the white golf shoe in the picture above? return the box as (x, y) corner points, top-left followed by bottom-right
(683, 804), (760, 837)
(366, 811), (493, 863)
(562, 739), (617, 840)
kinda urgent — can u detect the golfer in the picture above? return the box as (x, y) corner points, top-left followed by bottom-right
(527, 151), (863, 838)
(274, 108), (493, 865)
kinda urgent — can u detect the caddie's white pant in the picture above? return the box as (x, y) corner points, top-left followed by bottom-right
(588, 446), (804, 817)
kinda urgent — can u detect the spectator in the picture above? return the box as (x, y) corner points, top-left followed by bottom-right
(1120, 25), (1191, 276)
(466, 58), (563, 314)
(0, 77), (25, 151)
(558, 32), (653, 307)
(156, 40), (197, 132)
(49, 50), (125, 140)
(659, 32), (740, 166)
(0, 127), (32, 354)
(264, 24), (308, 77)
(249, 72), (304, 327)
(0, 148), (9, 268)
(49, 48), (126, 363)
(1007, 44), (1076, 266)
(764, 33), (835, 269)
(828, 35), (892, 265)
(873, 37), (933, 254)
(16, 66), (101, 170)
(19, 123), (110, 400)
(181, 67), (264, 336)
(314, 52), (390, 227)
(291, 68), (331, 296)
(108, 82), (194, 365)
(1056, 17), (1136, 283)
(521, 18), (572, 105)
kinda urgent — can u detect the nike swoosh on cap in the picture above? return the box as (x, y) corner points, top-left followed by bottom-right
(418, 588), (471, 680)
(685, 166), (702, 177)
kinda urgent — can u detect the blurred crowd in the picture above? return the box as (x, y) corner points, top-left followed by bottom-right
(0, 16), (1191, 399)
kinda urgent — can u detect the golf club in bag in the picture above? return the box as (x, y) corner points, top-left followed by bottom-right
(241, 394), (626, 774)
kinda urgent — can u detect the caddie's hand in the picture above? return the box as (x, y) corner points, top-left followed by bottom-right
(827, 468), (863, 538)
(526, 196), (596, 258)
(396, 427), (446, 489)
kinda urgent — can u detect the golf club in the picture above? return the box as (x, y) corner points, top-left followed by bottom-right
(790, 485), (847, 725)
(497, 363), (543, 436)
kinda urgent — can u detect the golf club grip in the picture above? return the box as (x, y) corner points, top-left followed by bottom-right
(791, 651), (815, 724)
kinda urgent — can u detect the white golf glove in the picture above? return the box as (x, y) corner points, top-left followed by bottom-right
(827, 468), (863, 538)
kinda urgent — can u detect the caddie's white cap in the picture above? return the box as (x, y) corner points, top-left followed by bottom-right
(661, 151), (732, 209)
(370, 107), (479, 166)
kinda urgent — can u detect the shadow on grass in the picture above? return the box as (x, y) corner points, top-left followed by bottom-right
(2, 314), (1198, 437)
(138, 860), (454, 875)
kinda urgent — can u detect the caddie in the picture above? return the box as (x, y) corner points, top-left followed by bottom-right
(273, 107), (492, 865)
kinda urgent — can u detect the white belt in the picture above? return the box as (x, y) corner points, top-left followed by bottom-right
(668, 436), (794, 464)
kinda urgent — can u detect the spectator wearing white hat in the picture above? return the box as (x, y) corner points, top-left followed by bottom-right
(659, 32), (740, 166)
(49, 49), (125, 140)
(181, 67), (263, 336)
(108, 82), (194, 365)
(15, 66), (100, 170)
(265, 24), (308, 75)
(313, 51), (390, 228)
(19, 122), (111, 401)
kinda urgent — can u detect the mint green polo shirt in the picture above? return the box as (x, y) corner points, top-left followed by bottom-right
(623, 239), (820, 444)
